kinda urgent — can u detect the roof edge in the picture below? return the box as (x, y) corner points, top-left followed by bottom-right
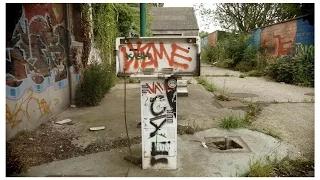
(250, 13), (314, 31)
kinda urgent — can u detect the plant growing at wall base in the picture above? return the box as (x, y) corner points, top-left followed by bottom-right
(75, 62), (114, 106)
(265, 44), (314, 87)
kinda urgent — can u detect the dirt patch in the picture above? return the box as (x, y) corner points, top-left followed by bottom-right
(177, 124), (203, 135)
(6, 122), (141, 176)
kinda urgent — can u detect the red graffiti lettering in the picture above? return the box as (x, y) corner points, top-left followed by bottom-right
(273, 34), (293, 56)
(120, 41), (192, 71)
(146, 82), (164, 94)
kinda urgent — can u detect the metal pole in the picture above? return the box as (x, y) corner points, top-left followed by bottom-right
(140, 3), (146, 37)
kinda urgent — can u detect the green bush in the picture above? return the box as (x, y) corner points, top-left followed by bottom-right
(210, 33), (254, 69)
(265, 44), (314, 87)
(234, 60), (255, 72)
(243, 45), (258, 61)
(201, 45), (216, 64)
(247, 70), (263, 77)
(75, 62), (115, 106)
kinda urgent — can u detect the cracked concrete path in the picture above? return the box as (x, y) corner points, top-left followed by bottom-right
(198, 64), (315, 161)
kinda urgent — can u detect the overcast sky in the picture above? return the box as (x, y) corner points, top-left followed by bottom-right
(163, 3), (219, 33)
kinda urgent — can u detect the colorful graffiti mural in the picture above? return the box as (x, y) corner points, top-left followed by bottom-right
(6, 4), (68, 100)
(249, 14), (314, 56)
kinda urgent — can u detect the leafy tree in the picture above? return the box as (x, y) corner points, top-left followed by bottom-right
(195, 3), (314, 33)
(113, 3), (153, 37)
(199, 30), (209, 38)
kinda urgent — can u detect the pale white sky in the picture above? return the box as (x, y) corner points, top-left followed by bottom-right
(164, 3), (219, 33)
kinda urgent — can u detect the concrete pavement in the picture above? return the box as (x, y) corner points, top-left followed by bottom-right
(13, 64), (314, 177)
(20, 128), (301, 177)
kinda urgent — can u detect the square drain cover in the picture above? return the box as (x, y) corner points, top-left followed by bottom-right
(204, 136), (251, 153)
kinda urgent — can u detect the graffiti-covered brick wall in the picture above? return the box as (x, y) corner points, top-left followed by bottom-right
(6, 4), (73, 139)
(249, 14), (314, 56)
(201, 31), (217, 49)
(201, 31), (230, 50)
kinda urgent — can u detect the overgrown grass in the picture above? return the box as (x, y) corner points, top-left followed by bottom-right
(220, 102), (262, 129)
(243, 159), (275, 177)
(194, 76), (216, 92)
(219, 116), (249, 129)
(240, 156), (314, 177)
(244, 102), (262, 123)
(239, 74), (246, 78)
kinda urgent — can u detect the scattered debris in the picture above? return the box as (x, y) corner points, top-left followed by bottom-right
(55, 119), (72, 125)
(189, 140), (208, 148)
(7, 122), (141, 176)
(201, 141), (208, 148)
(29, 138), (34, 141)
(70, 105), (76, 108)
(89, 126), (105, 131)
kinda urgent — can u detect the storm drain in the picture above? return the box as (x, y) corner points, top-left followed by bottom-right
(204, 136), (251, 153)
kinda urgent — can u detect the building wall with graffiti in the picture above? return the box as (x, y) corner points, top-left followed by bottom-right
(200, 30), (230, 51)
(6, 3), (82, 139)
(201, 31), (217, 49)
(249, 14), (314, 56)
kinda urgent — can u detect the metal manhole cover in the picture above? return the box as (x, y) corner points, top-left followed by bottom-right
(204, 136), (251, 153)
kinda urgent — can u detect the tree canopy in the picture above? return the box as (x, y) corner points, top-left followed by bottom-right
(113, 3), (153, 37)
(195, 3), (314, 33)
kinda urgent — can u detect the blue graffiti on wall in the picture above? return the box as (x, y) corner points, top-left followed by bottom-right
(249, 28), (262, 48)
(295, 18), (314, 45)
(201, 36), (209, 48)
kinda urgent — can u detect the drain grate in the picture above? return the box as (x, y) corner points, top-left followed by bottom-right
(205, 136), (251, 153)
(212, 139), (243, 150)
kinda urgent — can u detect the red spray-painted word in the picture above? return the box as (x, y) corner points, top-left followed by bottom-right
(146, 82), (163, 94)
(120, 42), (192, 70)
